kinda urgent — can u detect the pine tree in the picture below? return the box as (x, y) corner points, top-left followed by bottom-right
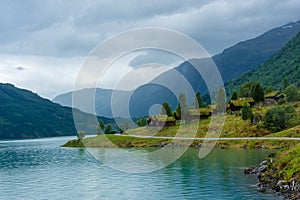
(194, 91), (206, 108)
(161, 102), (173, 117)
(231, 91), (238, 100)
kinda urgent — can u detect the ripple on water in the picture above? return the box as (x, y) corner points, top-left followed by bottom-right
(0, 138), (282, 200)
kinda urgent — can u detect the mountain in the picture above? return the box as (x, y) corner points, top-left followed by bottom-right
(225, 31), (300, 95)
(54, 21), (300, 118)
(0, 83), (104, 139)
(214, 21), (300, 82)
(53, 86), (178, 118)
(153, 21), (300, 95)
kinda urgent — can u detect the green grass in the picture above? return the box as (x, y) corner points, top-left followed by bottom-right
(265, 144), (300, 180)
(62, 135), (171, 148)
(63, 101), (300, 150)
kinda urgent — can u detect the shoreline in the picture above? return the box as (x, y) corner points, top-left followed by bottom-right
(244, 145), (300, 200)
(62, 135), (300, 200)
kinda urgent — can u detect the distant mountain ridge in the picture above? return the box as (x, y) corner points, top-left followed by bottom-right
(225, 30), (300, 94)
(214, 20), (300, 82)
(53, 21), (300, 118)
(0, 83), (105, 139)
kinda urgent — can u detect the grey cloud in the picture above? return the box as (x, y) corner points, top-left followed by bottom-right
(0, 0), (299, 57)
(15, 66), (25, 71)
(129, 50), (184, 68)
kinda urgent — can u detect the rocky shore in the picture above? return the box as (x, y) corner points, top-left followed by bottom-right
(244, 154), (300, 200)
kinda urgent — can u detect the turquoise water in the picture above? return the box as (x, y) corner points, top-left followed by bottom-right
(0, 137), (282, 200)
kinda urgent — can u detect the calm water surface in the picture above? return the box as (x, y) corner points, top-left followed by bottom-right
(0, 137), (282, 200)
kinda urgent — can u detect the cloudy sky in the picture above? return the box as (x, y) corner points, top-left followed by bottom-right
(0, 0), (300, 99)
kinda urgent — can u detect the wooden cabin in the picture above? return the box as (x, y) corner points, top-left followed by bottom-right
(147, 115), (176, 127)
(188, 108), (212, 121)
(264, 91), (285, 105)
(229, 98), (255, 112)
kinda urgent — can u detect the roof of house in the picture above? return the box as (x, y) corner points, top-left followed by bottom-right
(208, 104), (217, 109)
(151, 115), (176, 122)
(265, 91), (285, 98)
(230, 97), (255, 107)
(189, 108), (212, 116)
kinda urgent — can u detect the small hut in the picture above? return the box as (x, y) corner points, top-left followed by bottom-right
(188, 108), (212, 121)
(147, 115), (176, 127)
(264, 91), (285, 105)
(229, 98), (255, 112)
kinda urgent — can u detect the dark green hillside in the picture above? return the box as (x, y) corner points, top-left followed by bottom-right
(0, 83), (99, 139)
(226, 31), (300, 95)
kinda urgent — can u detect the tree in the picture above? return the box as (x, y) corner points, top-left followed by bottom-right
(239, 82), (264, 103)
(194, 91), (206, 108)
(241, 103), (253, 121)
(231, 91), (238, 100)
(161, 102), (173, 117)
(176, 93), (188, 122)
(283, 77), (289, 90)
(264, 105), (296, 132)
(97, 119), (105, 135)
(265, 85), (274, 94)
(283, 84), (300, 102)
(137, 117), (147, 127)
(216, 88), (226, 113)
(105, 124), (112, 134)
(252, 83), (264, 103)
(119, 121), (129, 133)
(77, 131), (86, 140)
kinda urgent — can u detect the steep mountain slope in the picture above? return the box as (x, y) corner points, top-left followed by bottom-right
(54, 21), (300, 118)
(226, 31), (300, 95)
(155, 21), (300, 95)
(0, 83), (100, 139)
(214, 21), (300, 82)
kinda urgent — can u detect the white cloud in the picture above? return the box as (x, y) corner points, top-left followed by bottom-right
(0, 54), (84, 98)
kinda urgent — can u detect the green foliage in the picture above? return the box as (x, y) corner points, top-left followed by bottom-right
(226, 31), (300, 95)
(239, 82), (264, 103)
(97, 119), (105, 135)
(77, 131), (86, 140)
(0, 83), (99, 139)
(216, 88), (226, 113)
(231, 91), (238, 100)
(283, 84), (300, 102)
(283, 77), (289, 90)
(265, 85), (274, 94)
(161, 102), (173, 117)
(241, 103), (253, 120)
(253, 83), (265, 103)
(176, 93), (188, 121)
(105, 124), (112, 134)
(137, 117), (147, 127)
(264, 105), (296, 132)
(194, 91), (206, 108)
(119, 121), (129, 132)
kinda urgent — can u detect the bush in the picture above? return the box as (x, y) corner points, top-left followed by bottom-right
(77, 131), (86, 140)
(241, 103), (253, 120)
(137, 118), (147, 127)
(283, 84), (300, 102)
(105, 124), (112, 134)
(263, 105), (296, 132)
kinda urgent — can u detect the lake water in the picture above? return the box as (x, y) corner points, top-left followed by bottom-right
(0, 137), (282, 200)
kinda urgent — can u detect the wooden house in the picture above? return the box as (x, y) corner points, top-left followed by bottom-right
(264, 91), (285, 105)
(147, 115), (176, 127)
(188, 108), (212, 121)
(229, 98), (255, 112)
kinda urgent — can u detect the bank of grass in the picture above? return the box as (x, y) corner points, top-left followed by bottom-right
(268, 144), (300, 180)
(62, 125), (299, 149)
(62, 134), (171, 148)
(63, 102), (300, 149)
